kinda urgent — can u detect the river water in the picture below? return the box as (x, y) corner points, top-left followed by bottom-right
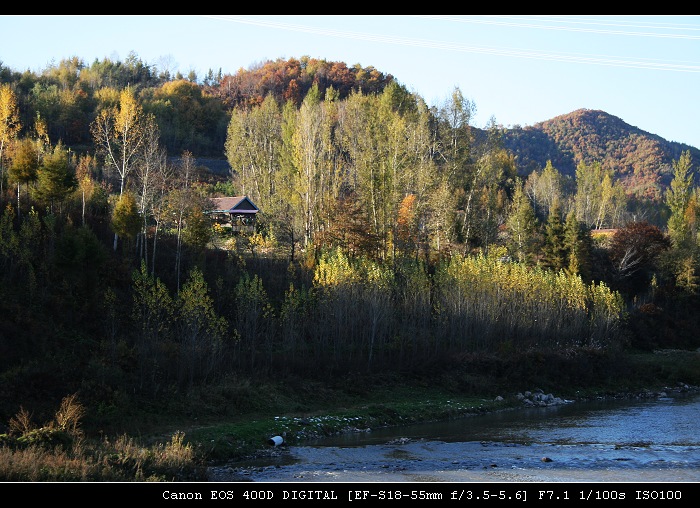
(213, 392), (700, 483)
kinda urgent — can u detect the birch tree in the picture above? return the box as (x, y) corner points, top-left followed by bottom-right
(134, 115), (164, 265)
(337, 88), (405, 258)
(275, 101), (304, 261)
(91, 86), (148, 250)
(574, 161), (625, 230)
(75, 153), (99, 227)
(170, 151), (196, 292)
(224, 94), (282, 210)
(437, 86), (474, 186)
(403, 99), (444, 257)
(291, 85), (325, 247)
(525, 160), (563, 220)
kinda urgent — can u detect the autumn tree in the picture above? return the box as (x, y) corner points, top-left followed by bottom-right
(269, 100), (303, 261)
(91, 86), (150, 250)
(396, 193), (419, 255)
(147, 152), (176, 276)
(290, 84), (325, 247)
(575, 160), (604, 227)
(609, 221), (671, 294)
(662, 151), (698, 294)
(133, 114), (164, 265)
(8, 138), (39, 218)
(315, 87), (344, 239)
(436, 87), (476, 252)
(111, 191), (141, 254)
(401, 98), (442, 258)
(574, 160), (627, 229)
(224, 93), (282, 210)
(437, 86), (474, 187)
(336, 91), (378, 252)
(467, 120), (516, 253)
(146, 78), (227, 155)
(424, 179), (457, 259)
(75, 153), (100, 226)
(182, 205), (213, 268)
(314, 192), (381, 259)
(0, 83), (21, 196)
(336, 84), (415, 258)
(594, 171), (627, 229)
(525, 160), (563, 221)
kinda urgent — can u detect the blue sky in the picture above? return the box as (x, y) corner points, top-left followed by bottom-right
(2, 15), (700, 148)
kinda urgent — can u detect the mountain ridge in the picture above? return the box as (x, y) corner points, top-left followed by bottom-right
(500, 108), (699, 202)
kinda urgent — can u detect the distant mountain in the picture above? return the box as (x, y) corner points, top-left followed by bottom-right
(501, 109), (700, 203)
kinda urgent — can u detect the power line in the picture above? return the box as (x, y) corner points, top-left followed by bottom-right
(420, 15), (700, 40)
(204, 15), (700, 73)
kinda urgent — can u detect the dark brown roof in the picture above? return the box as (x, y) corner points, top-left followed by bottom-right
(210, 196), (259, 214)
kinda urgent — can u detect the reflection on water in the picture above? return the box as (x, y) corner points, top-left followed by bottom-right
(305, 392), (700, 448)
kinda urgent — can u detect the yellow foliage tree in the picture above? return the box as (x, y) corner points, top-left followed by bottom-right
(0, 83), (21, 195)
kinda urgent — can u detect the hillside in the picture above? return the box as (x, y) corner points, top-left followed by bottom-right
(501, 108), (700, 202)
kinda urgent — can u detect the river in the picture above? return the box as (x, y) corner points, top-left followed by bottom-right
(210, 391), (700, 483)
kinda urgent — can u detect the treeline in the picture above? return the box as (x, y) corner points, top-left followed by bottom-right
(0, 54), (392, 156)
(0, 53), (699, 419)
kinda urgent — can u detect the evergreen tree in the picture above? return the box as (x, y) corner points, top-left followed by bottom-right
(665, 150), (695, 248)
(542, 201), (567, 271)
(34, 142), (77, 213)
(505, 180), (539, 264)
(563, 210), (593, 280)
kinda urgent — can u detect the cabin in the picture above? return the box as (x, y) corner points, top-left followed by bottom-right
(208, 196), (259, 233)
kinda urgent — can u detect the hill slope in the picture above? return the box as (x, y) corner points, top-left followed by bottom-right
(501, 108), (700, 202)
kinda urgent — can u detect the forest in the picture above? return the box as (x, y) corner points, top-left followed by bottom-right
(0, 53), (699, 428)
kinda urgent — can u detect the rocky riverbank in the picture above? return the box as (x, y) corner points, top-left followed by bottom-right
(208, 383), (700, 482)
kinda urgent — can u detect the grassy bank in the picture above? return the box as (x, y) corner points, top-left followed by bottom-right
(1, 349), (699, 481)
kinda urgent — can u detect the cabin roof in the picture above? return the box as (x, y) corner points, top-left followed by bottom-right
(209, 196), (259, 214)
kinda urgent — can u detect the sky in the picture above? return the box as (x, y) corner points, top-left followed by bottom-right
(2, 15), (700, 148)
